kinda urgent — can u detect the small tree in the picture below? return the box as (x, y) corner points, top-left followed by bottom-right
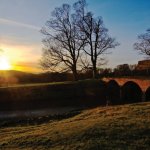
(134, 29), (150, 58)
(114, 64), (131, 76)
(41, 4), (86, 80)
(73, 0), (119, 78)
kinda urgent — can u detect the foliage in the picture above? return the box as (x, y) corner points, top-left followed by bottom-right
(0, 79), (107, 111)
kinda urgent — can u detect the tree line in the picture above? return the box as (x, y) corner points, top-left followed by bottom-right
(40, 0), (150, 80)
(99, 64), (150, 77)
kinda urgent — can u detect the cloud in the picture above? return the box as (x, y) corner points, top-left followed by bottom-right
(0, 43), (41, 60)
(0, 18), (40, 30)
(14, 61), (39, 69)
(13, 61), (41, 73)
(0, 35), (41, 47)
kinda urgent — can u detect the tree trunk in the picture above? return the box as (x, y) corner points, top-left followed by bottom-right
(72, 65), (78, 81)
(92, 60), (97, 79)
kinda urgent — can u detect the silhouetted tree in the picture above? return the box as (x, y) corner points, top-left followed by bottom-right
(73, 0), (119, 78)
(134, 29), (150, 58)
(114, 64), (131, 76)
(41, 4), (86, 80)
(99, 68), (113, 77)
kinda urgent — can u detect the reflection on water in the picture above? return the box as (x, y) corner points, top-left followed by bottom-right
(0, 107), (81, 119)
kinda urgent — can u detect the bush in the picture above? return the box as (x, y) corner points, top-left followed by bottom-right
(82, 80), (107, 105)
(0, 80), (107, 110)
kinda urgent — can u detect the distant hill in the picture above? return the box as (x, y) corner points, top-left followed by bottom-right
(0, 70), (73, 86)
(0, 70), (35, 86)
(0, 70), (31, 76)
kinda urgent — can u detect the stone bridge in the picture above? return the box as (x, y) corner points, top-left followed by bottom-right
(103, 77), (150, 102)
(103, 77), (150, 92)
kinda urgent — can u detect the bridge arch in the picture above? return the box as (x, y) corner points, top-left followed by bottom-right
(145, 87), (150, 101)
(121, 81), (142, 104)
(106, 80), (121, 105)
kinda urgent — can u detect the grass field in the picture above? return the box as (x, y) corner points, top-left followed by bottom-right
(0, 102), (150, 149)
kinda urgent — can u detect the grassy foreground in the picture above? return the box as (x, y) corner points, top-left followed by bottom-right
(0, 102), (150, 149)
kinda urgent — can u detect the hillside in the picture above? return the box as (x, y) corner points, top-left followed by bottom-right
(0, 102), (150, 149)
(0, 70), (73, 86)
(0, 70), (35, 86)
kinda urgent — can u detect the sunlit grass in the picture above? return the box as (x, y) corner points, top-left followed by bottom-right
(0, 102), (150, 149)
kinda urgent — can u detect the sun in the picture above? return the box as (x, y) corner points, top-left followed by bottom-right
(0, 56), (11, 70)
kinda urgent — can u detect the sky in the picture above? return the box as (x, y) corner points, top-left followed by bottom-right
(0, 0), (150, 73)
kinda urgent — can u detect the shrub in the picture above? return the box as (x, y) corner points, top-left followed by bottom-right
(0, 80), (107, 110)
(75, 80), (107, 106)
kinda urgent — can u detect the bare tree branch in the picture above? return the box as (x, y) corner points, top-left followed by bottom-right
(134, 29), (150, 58)
(74, 0), (119, 78)
(41, 3), (86, 80)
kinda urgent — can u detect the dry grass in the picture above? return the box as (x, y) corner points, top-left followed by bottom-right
(0, 102), (150, 149)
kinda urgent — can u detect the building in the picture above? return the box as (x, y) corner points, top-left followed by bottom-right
(136, 60), (150, 70)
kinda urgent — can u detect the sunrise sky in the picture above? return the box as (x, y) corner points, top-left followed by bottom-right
(0, 0), (150, 73)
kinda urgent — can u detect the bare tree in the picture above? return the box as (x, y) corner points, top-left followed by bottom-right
(73, 0), (119, 78)
(41, 4), (85, 80)
(134, 29), (150, 58)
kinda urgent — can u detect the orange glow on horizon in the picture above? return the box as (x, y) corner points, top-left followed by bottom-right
(0, 44), (41, 73)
